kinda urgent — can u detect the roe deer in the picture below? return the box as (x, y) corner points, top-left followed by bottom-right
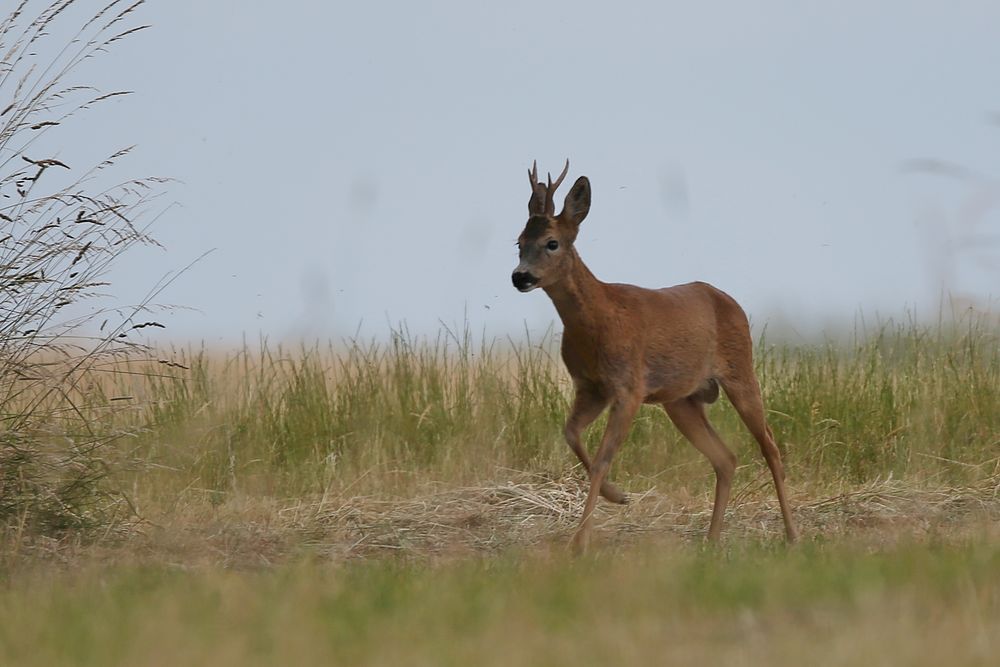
(511, 160), (799, 552)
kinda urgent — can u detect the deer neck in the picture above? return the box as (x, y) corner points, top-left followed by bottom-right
(543, 249), (607, 332)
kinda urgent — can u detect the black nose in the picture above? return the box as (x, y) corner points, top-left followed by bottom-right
(511, 271), (537, 291)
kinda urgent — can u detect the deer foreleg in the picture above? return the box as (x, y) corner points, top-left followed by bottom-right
(570, 395), (641, 553)
(564, 390), (628, 504)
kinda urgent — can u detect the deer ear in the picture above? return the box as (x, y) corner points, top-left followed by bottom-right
(559, 176), (591, 227)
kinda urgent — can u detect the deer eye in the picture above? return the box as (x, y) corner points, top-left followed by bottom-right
(546, 240), (559, 251)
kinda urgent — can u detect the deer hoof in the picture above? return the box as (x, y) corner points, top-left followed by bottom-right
(600, 482), (629, 505)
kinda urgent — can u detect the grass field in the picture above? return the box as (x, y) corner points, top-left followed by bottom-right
(1, 317), (999, 665)
(2, 537), (999, 666)
(4, 2), (993, 662)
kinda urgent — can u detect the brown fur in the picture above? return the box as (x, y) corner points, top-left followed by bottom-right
(513, 162), (799, 552)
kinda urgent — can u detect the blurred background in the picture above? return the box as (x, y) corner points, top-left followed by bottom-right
(50, 0), (1000, 343)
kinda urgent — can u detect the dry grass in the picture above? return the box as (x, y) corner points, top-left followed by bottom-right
(280, 471), (1000, 557)
(2, 490), (998, 667)
(0, 0), (166, 535)
(8, 469), (994, 573)
(0, 321), (996, 666)
(4, 314), (999, 567)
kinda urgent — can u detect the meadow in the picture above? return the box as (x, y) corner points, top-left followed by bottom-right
(2, 2), (998, 664)
(1, 316), (999, 665)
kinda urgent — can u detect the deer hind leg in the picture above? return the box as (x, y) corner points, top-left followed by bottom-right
(720, 377), (800, 542)
(664, 397), (737, 541)
(570, 395), (641, 554)
(565, 389), (628, 504)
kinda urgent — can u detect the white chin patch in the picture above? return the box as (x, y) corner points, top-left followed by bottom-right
(518, 283), (538, 292)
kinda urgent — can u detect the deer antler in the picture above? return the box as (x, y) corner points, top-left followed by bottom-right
(543, 159), (570, 215)
(528, 159), (570, 215)
(548, 159), (569, 193)
(528, 160), (546, 215)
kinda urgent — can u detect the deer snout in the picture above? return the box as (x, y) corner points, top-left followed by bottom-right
(511, 270), (538, 292)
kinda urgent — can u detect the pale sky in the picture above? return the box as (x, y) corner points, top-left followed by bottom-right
(37, 1), (1000, 343)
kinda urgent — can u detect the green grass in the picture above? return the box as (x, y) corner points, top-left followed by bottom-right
(1, 317), (999, 665)
(102, 316), (1000, 503)
(1, 537), (998, 666)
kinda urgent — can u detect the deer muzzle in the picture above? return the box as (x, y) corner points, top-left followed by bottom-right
(511, 271), (538, 292)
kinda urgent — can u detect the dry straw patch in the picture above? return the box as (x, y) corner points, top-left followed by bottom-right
(285, 472), (1000, 558)
(109, 469), (1000, 568)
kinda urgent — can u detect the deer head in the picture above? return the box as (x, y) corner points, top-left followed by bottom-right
(511, 160), (592, 292)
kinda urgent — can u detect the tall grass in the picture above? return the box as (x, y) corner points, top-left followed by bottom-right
(3, 315), (997, 657)
(758, 315), (1000, 483)
(0, 0), (163, 535)
(88, 314), (1000, 506)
